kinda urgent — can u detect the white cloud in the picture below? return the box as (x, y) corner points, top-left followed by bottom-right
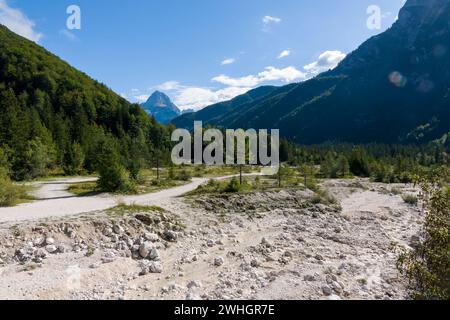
(221, 58), (235, 65)
(258, 66), (306, 82)
(174, 86), (252, 111)
(262, 15), (281, 32)
(303, 50), (346, 75)
(277, 50), (291, 59)
(212, 74), (260, 87)
(0, 0), (42, 42)
(262, 15), (281, 24)
(157, 81), (182, 91)
(212, 66), (305, 88)
(175, 64), (308, 111)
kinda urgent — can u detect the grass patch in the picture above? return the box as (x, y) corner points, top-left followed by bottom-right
(0, 176), (35, 207)
(106, 203), (186, 230)
(310, 188), (338, 206)
(186, 170), (311, 197)
(186, 177), (256, 196)
(402, 194), (418, 205)
(106, 203), (166, 217)
(68, 181), (99, 196)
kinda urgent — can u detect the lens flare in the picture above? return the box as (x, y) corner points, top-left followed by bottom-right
(389, 71), (407, 87)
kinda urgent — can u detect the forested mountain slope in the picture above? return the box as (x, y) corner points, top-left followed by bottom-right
(0, 25), (169, 180)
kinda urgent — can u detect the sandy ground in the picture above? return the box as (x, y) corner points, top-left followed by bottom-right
(0, 178), (422, 300)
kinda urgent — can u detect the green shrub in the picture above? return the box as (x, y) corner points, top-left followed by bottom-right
(398, 183), (450, 300)
(95, 139), (135, 193)
(225, 177), (242, 193)
(176, 169), (192, 181)
(98, 163), (135, 193)
(402, 194), (418, 205)
(0, 167), (25, 206)
(311, 188), (338, 205)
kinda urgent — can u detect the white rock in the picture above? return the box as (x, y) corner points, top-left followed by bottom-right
(149, 262), (163, 273)
(144, 233), (159, 242)
(45, 237), (55, 245)
(139, 242), (153, 258)
(102, 251), (116, 263)
(149, 248), (160, 261)
(103, 227), (113, 236)
(34, 237), (45, 246)
(113, 225), (124, 234)
(140, 260), (163, 275)
(45, 245), (58, 254)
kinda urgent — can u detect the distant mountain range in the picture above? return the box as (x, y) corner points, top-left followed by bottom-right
(172, 0), (450, 145)
(141, 91), (181, 124)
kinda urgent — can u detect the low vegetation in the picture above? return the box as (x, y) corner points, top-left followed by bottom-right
(106, 203), (166, 216)
(402, 194), (419, 206)
(0, 167), (34, 207)
(398, 169), (450, 300)
(67, 181), (99, 196)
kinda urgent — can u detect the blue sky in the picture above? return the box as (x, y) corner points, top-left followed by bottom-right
(0, 0), (405, 110)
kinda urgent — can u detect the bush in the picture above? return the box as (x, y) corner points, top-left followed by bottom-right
(402, 194), (418, 205)
(398, 182), (450, 300)
(98, 162), (134, 193)
(0, 167), (24, 206)
(311, 188), (338, 205)
(96, 139), (135, 193)
(175, 169), (192, 181)
(225, 177), (242, 193)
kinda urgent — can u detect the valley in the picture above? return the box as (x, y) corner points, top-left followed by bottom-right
(0, 176), (422, 300)
(0, 0), (448, 302)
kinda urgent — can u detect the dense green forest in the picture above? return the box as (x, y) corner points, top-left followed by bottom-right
(0, 25), (171, 187)
(279, 140), (449, 183)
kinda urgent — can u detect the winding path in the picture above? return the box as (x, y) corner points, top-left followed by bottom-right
(0, 174), (259, 224)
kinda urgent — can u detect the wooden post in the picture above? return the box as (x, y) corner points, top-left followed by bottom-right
(239, 165), (243, 185)
(278, 167), (281, 188)
(156, 156), (160, 180)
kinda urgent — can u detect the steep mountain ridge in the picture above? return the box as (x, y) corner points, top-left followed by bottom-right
(172, 0), (450, 144)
